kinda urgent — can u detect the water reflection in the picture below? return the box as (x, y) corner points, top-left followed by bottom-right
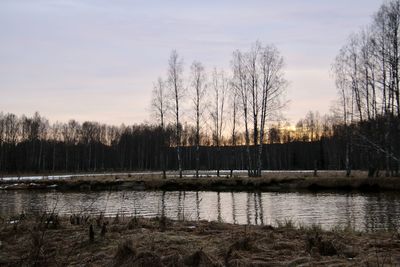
(0, 190), (400, 231)
(231, 192), (237, 224)
(363, 193), (400, 232)
(195, 191), (200, 221)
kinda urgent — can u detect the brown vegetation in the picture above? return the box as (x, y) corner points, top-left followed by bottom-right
(2, 171), (400, 192)
(1, 214), (400, 266)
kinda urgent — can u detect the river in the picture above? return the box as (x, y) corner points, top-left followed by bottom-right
(1, 190), (400, 231)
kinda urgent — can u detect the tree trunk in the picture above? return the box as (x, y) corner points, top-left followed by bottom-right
(345, 140), (351, 177)
(244, 117), (252, 177)
(52, 143), (56, 172)
(195, 144), (199, 178)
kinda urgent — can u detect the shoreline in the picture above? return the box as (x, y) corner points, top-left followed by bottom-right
(1, 215), (399, 266)
(0, 171), (400, 192)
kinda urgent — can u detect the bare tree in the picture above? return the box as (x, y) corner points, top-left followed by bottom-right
(381, 1), (400, 176)
(232, 50), (252, 176)
(229, 84), (238, 177)
(61, 119), (80, 171)
(81, 122), (95, 171)
(246, 42), (261, 177)
(152, 77), (169, 178)
(232, 42), (287, 177)
(31, 112), (49, 172)
(256, 44), (287, 176)
(152, 77), (168, 128)
(333, 48), (353, 176)
(211, 68), (227, 177)
(304, 111), (322, 141)
(51, 122), (62, 172)
(359, 28), (375, 120)
(167, 50), (185, 178)
(190, 61), (207, 178)
(331, 1), (400, 177)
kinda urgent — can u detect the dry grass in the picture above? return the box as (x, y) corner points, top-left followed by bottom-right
(0, 214), (400, 266)
(2, 170), (400, 191)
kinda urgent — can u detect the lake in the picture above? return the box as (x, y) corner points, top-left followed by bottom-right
(1, 190), (400, 231)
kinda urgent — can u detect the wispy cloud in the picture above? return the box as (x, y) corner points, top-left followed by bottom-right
(0, 0), (383, 125)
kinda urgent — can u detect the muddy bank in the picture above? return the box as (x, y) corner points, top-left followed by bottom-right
(1, 171), (400, 192)
(1, 214), (399, 266)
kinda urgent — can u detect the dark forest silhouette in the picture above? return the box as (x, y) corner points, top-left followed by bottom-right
(0, 111), (398, 176)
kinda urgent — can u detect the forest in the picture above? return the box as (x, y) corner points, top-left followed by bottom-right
(0, 110), (397, 176)
(0, 0), (399, 177)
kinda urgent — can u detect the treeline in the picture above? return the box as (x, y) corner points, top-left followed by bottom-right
(0, 111), (305, 174)
(0, 111), (398, 175)
(0, 112), (167, 173)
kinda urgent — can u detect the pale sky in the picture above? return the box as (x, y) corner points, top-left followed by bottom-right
(0, 0), (383, 125)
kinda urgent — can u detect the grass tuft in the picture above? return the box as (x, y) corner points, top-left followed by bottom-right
(113, 239), (137, 266)
(276, 218), (296, 229)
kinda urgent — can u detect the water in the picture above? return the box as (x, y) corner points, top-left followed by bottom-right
(0, 170), (324, 182)
(1, 190), (400, 231)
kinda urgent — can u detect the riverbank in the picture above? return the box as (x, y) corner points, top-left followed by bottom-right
(1, 214), (399, 266)
(0, 171), (400, 192)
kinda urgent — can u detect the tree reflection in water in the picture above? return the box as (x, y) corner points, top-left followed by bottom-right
(1, 190), (400, 231)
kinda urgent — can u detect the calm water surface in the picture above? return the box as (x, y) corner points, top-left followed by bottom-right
(1, 190), (400, 231)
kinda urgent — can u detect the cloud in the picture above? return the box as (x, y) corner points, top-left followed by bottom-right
(0, 0), (383, 125)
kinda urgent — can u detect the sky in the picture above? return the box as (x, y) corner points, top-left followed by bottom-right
(0, 0), (383, 126)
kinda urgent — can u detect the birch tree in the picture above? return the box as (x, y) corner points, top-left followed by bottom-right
(167, 50), (185, 178)
(211, 68), (227, 177)
(256, 44), (287, 176)
(152, 77), (168, 128)
(333, 48), (353, 176)
(190, 61), (207, 178)
(232, 50), (252, 176)
(229, 85), (238, 177)
(152, 77), (168, 178)
(232, 42), (287, 177)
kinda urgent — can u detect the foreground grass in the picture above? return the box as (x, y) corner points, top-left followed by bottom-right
(1, 214), (400, 266)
